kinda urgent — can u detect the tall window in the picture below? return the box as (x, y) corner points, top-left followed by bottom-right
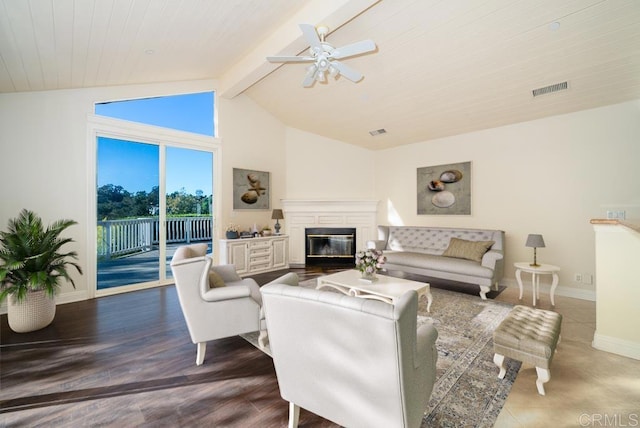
(91, 92), (217, 295)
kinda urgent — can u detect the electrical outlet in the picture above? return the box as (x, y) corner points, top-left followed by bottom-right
(607, 210), (627, 220)
(574, 273), (582, 283)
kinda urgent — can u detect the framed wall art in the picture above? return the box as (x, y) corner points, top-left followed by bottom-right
(233, 168), (270, 210)
(417, 161), (471, 215)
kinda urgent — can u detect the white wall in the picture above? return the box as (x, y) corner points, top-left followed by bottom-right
(373, 100), (640, 299)
(0, 80), (287, 304)
(217, 94), (288, 233)
(284, 127), (376, 199)
(592, 223), (640, 359)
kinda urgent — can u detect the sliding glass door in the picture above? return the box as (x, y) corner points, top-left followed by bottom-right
(97, 137), (160, 290)
(96, 137), (214, 292)
(165, 146), (213, 279)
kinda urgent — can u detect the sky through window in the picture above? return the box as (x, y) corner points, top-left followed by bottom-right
(95, 92), (214, 195)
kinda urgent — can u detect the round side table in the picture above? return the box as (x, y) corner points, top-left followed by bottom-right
(514, 262), (560, 306)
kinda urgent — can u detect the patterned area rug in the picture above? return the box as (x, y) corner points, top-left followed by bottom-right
(243, 276), (521, 428)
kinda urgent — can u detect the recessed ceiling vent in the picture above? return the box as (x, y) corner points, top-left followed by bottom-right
(532, 81), (568, 97)
(369, 128), (387, 136)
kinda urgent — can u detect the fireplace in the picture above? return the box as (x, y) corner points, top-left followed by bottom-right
(305, 227), (356, 267)
(281, 199), (378, 267)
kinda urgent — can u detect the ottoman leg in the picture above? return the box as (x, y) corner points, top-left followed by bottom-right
(536, 367), (550, 395)
(494, 353), (507, 379)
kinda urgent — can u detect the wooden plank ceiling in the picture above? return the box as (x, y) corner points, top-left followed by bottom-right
(1, 0), (639, 149)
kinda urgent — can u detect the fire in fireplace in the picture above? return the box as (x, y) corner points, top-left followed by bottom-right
(305, 227), (356, 267)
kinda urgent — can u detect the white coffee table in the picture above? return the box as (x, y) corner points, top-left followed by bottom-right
(316, 270), (433, 312)
(514, 262), (560, 306)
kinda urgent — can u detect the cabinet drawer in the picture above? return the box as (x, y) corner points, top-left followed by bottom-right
(250, 255), (271, 264)
(248, 241), (270, 249)
(249, 265), (270, 273)
(249, 260), (271, 272)
(249, 248), (271, 258)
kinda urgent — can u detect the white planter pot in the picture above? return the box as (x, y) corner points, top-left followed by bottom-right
(8, 290), (56, 333)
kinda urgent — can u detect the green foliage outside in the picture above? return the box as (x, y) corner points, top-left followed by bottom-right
(97, 184), (211, 220)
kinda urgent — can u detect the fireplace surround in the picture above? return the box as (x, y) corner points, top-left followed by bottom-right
(281, 199), (378, 267)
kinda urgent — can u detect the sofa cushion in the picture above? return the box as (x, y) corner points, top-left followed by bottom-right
(383, 251), (494, 279)
(208, 270), (226, 288)
(442, 238), (494, 262)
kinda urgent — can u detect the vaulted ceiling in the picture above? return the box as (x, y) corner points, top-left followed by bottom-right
(2, 0), (639, 149)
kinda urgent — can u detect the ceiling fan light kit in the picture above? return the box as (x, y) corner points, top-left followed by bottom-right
(267, 24), (377, 87)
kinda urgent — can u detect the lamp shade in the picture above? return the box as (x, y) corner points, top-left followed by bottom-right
(271, 209), (284, 220)
(525, 234), (545, 248)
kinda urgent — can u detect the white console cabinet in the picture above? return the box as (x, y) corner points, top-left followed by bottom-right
(218, 235), (289, 276)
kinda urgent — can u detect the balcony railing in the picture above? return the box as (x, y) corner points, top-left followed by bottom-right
(97, 216), (212, 260)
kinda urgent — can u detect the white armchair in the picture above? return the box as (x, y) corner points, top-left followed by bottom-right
(170, 243), (299, 365)
(261, 283), (439, 428)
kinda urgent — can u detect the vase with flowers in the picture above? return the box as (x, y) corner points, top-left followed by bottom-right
(355, 249), (386, 282)
(225, 223), (240, 239)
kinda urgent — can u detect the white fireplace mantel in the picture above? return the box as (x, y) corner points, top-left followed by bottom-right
(281, 199), (379, 266)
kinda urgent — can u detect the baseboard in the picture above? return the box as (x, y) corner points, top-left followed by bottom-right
(55, 290), (91, 306)
(501, 278), (596, 301)
(0, 290), (90, 315)
(592, 332), (640, 360)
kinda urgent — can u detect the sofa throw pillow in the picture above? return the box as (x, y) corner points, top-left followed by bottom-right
(442, 238), (494, 262)
(208, 270), (226, 288)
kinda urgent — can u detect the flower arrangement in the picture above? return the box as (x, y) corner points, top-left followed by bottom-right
(355, 249), (386, 277)
(225, 223), (240, 239)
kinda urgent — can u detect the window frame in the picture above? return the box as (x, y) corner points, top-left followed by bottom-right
(86, 114), (222, 298)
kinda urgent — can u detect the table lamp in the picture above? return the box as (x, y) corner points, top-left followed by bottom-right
(525, 234), (545, 267)
(271, 209), (284, 235)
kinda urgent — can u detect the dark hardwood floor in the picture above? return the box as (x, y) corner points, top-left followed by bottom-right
(1, 266), (497, 427)
(0, 267), (343, 427)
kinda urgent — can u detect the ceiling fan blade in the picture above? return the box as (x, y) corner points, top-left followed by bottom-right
(299, 24), (323, 51)
(267, 56), (314, 63)
(330, 60), (363, 82)
(331, 40), (376, 59)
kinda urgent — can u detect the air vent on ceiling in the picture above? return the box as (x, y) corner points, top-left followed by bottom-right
(532, 81), (568, 97)
(369, 128), (387, 136)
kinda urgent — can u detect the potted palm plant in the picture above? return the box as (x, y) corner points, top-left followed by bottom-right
(0, 209), (82, 333)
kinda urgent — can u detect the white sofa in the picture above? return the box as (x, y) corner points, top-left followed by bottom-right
(262, 283), (438, 428)
(368, 225), (505, 300)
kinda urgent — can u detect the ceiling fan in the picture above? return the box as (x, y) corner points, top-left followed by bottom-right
(267, 24), (377, 87)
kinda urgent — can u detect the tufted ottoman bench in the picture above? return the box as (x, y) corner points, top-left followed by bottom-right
(493, 305), (562, 395)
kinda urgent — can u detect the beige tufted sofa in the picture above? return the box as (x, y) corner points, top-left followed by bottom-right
(367, 225), (505, 299)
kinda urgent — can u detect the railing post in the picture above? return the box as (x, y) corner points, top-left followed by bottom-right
(185, 217), (192, 243)
(105, 222), (112, 260)
(144, 219), (152, 251)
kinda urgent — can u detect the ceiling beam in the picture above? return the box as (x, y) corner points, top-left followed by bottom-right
(218, 0), (380, 99)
